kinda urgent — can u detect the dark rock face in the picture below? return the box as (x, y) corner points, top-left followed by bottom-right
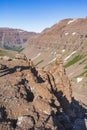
(0, 28), (38, 48)
(0, 54), (87, 130)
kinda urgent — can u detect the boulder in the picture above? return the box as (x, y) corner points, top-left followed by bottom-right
(15, 53), (27, 61)
(3, 56), (12, 61)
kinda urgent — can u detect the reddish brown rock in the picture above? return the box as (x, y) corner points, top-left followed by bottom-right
(0, 54), (86, 130)
(50, 55), (72, 103)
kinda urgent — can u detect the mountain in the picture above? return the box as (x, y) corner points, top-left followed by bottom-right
(23, 17), (87, 105)
(0, 18), (87, 129)
(0, 28), (38, 52)
(0, 53), (87, 130)
(24, 17), (87, 55)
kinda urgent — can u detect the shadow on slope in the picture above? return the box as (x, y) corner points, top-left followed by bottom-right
(0, 65), (45, 83)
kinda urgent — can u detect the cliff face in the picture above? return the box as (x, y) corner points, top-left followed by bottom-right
(0, 28), (38, 51)
(0, 54), (87, 130)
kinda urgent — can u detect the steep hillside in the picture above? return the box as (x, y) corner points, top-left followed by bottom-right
(24, 17), (87, 54)
(23, 18), (87, 67)
(0, 28), (38, 52)
(23, 17), (87, 75)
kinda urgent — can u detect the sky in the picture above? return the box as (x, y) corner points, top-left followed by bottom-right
(0, 0), (87, 32)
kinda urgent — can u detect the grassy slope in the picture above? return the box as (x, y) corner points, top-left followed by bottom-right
(65, 53), (87, 77)
(3, 44), (24, 52)
(0, 48), (17, 58)
(64, 55), (85, 68)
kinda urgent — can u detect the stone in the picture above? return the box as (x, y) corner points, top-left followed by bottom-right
(17, 116), (35, 129)
(3, 56), (12, 61)
(15, 53), (27, 61)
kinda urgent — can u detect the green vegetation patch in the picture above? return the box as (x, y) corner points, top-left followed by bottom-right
(35, 60), (44, 66)
(75, 64), (87, 77)
(78, 70), (87, 77)
(65, 55), (85, 68)
(0, 48), (17, 58)
(3, 44), (24, 52)
(79, 58), (87, 65)
(84, 65), (87, 69)
(71, 77), (77, 83)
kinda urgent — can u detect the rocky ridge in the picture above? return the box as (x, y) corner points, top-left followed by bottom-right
(0, 53), (87, 130)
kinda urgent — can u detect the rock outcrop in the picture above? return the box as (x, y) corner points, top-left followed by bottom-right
(0, 54), (87, 130)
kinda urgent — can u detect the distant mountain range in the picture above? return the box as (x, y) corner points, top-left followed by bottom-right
(0, 28), (38, 52)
